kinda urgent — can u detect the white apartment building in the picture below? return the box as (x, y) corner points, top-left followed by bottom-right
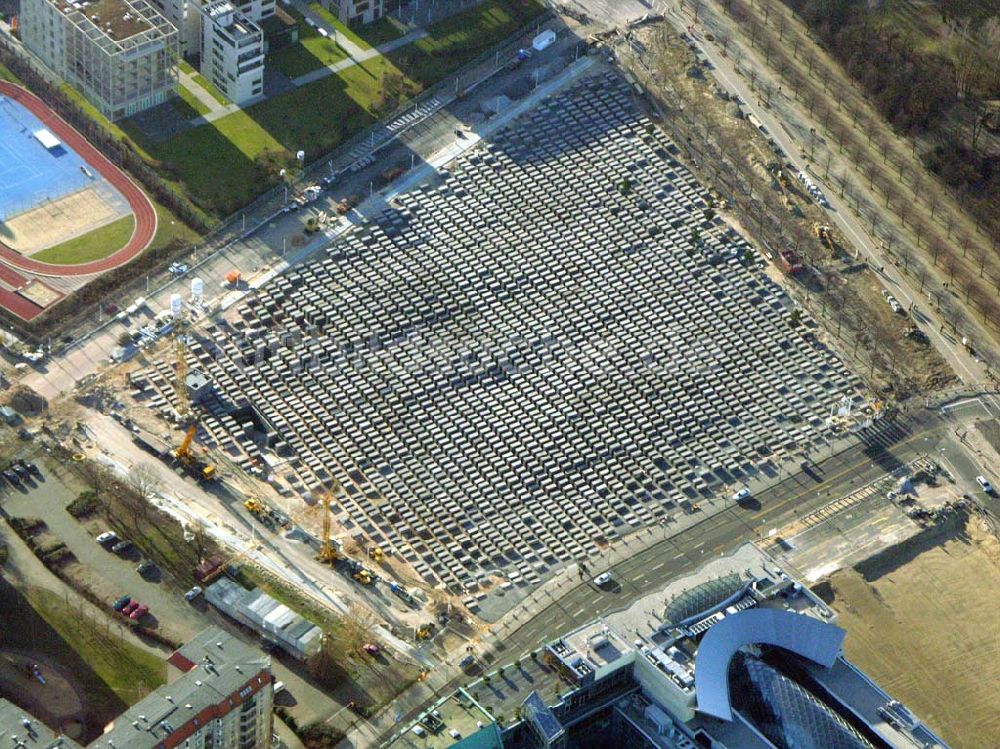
(327, 0), (383, 25)
(19, 0), (178, 120)
(148, 0), (272, 58)
(198, 0), (264, 103)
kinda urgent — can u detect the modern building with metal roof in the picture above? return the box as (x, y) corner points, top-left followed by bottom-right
(384, 544), (951, 749)
(205, 577), (322, 659)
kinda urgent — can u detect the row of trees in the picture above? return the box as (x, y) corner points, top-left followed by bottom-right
(642, 30), (911, 391)
(717, 0), (1000, 348)
(777, 0), (1000, 247)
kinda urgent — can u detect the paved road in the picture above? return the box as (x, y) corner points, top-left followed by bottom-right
(356, 410), (949, 749)
(493, 415), (933, 655)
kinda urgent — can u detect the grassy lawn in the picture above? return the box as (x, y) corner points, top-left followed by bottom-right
(388, 0), (546, 87)
(270, 33), (350, 79)
(59, 83), (152, 159)
(178, 58), (197, 75)
(24, 585), (166, 702)
(149, 200), (202, 249)
(308, 2), (374, 50)
(121, 0), (542, 216)
(135, 57), (399, 213)
(354, 15), (406, 47)
(172, 83), (212, 119)
(32, 216), (136, 265)
(0, 63), (23, 84)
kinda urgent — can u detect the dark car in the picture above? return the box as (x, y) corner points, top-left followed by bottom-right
(112, 595), (131, 611)
(11, 464), (30, 480)
(3, 470), (21, 485)
(136, 560), (156, 575)
(112, 540), (133, 554)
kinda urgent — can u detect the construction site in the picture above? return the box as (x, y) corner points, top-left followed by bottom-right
(86, 68), (896, 632)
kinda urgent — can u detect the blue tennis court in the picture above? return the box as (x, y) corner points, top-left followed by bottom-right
(0, 94), (95, 220)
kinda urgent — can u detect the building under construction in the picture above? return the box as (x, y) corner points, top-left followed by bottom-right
(20, 0), (177, 120)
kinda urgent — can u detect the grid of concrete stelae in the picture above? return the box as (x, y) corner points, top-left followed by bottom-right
(150, 73), (863, 594)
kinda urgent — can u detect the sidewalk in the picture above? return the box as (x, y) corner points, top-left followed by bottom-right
(177, 68), (234, 119)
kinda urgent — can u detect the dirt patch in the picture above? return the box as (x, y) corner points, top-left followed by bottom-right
(0, 576), (125, 742)
(822, 512), (1000, 748)
(624, 24), (954, 396)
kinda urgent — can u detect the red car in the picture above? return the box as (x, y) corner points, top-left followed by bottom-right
(362, 643), (380, 656)
(121, 599), (138, 616)
(130, 604), (149, 621)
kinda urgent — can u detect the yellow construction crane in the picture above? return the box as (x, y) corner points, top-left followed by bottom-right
(317, 481), (342, 564)
(170, 302), (216, 482)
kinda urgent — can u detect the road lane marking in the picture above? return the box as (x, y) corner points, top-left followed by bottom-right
(651, 562), (666, 571)
(673, 553), (684, 559)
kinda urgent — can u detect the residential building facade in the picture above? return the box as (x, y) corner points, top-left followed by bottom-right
(0, 627), (272, 749)
(197, 0), (264, 103)
(19, 0), (178, 120)
(102, 626), (274, 749)
(327, 0), (383, 25)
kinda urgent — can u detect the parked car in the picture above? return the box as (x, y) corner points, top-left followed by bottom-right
(2, 470), (20, 485)
(11, 464), (30, 480)
(136, 560), (156, 575)
(593, 572), (612, 587)
(112, 540), (133, 554)
(976, 475), (993, 493)
(15, 459), (39, 476)
(121, 600), (139, 616)
(732, 487), (752, 502)
(112, 594), (131, 611)
(362, 643), (380, 655)
(96, 531), (118, 545)
(130, 604), (149, 620)
(184, 586), (203, 601)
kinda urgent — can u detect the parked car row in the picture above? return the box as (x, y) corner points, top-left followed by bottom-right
(111, 594), (150, 621)
(2, 458), (40, 487)
(95, 531), (133, 555)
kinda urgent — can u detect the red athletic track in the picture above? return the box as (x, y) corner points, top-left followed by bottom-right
(0, 82), (157, 320)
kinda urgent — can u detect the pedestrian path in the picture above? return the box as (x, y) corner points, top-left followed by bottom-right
(178, 68), (236, 120)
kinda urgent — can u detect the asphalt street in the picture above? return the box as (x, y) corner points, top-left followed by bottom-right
(495, 413), (937, 655)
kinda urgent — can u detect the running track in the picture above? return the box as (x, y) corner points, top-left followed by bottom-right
(0, 82), (157, 320)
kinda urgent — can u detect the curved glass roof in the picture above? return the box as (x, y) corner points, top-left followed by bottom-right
(664, 573), (745, 625)
(694, 608), (845, 721)
(730, 652), (876, 749)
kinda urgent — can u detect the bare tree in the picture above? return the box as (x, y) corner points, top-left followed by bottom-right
(128, 463), (162, 503)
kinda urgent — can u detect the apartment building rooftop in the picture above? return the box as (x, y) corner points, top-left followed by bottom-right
(46, 0), (173, 48)
(0, 702), (82, 749)
(99, 627), (271, 749)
